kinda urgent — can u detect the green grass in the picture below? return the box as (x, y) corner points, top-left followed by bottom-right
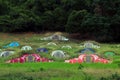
(0, 62), (120, 80)
(0, 32), (120, 80)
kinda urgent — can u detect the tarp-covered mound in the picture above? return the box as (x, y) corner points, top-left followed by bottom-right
(65, 54), (109, 64)
(37, 48), (48, 53)
(104, 51), (115, 57)
(0, 51), (15, 57)
(80, 42), (100, 48)
(51, 50), (65, 58)
(84, 42), (94, 48)
(21, 46), (32, 51)
(7, 53), (52, 63)
(47, 42), (57, 46)
(41, 34), (69, 41)
(62, 45), (72, 49)
(3, 42), (20, 48)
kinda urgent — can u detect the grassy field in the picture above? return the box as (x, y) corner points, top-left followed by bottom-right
(0, 32), (120, 80)
(0, 62), (83, 80)
(0, 62), (120, 80)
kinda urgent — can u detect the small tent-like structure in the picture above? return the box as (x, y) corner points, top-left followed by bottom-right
(7, 53), (52, 63)
(62, 45), (72, 49)
(3, 42), (20, 48)
(21, 46), (32, 51)
(104, 52), (115, 57)
(80, 42), (100, 49)
(84, 42), (94, 48)
(51, 50), (65, 58)
(47, 42), (57, 46)
(0, 51), (15, 57)
(80, 48), (95, 54)
(37, 48), (48, 53)
(65, 54), (109, 64)
(41, 34), (69, 41)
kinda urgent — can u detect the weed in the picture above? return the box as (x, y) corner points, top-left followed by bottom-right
(78, 64), (84, 70)
(39, 67), (45, 72)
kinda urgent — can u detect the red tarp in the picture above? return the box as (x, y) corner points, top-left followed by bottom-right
(65, 54), (109, 64)
(7, 53), (51, 63)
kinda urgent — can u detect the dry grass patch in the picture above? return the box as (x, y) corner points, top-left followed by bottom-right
(83, 68), (120, 78)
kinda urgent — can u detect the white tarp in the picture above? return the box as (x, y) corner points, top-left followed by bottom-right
(51, 50), (65, 58)
(80, 42), (100, 49)
(62, 45), (72, 49)
(47, 42), (57, 46)
(21, 46), (32, 51)
(41, 34), (69, 41)
(0, 51), (15, 57)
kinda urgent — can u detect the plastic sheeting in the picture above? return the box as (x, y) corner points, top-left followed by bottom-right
(21, 46), (32, 51)
(51, 50), (65, 58)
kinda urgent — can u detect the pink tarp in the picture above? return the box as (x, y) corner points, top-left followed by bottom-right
(65, 54), (109, 64)
(7, 53), (52, 63)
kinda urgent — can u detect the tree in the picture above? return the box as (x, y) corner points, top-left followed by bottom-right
(66, 10), (88, 33)
(0, 0), (10, 15)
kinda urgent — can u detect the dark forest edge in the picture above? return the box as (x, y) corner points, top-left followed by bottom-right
(0, 0), (120, 42)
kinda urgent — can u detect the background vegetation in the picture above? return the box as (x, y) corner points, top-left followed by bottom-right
(0, 0), (120, 42)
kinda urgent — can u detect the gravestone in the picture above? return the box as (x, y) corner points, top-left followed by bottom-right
(85, 55), (92, 63)
(26, 55), (35, 62)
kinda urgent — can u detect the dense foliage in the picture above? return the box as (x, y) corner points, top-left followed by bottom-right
(0, 0), (120, 42)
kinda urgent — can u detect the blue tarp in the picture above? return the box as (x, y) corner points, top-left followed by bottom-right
(81, 48), (95, 54)
(37, 48), (48, 53)
(3, 42), (20, 48)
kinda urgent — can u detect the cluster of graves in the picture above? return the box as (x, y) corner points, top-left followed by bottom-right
(65, 42), (108, 64)
(65, 54), (109, 64)
(0, 34), (115, 64)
